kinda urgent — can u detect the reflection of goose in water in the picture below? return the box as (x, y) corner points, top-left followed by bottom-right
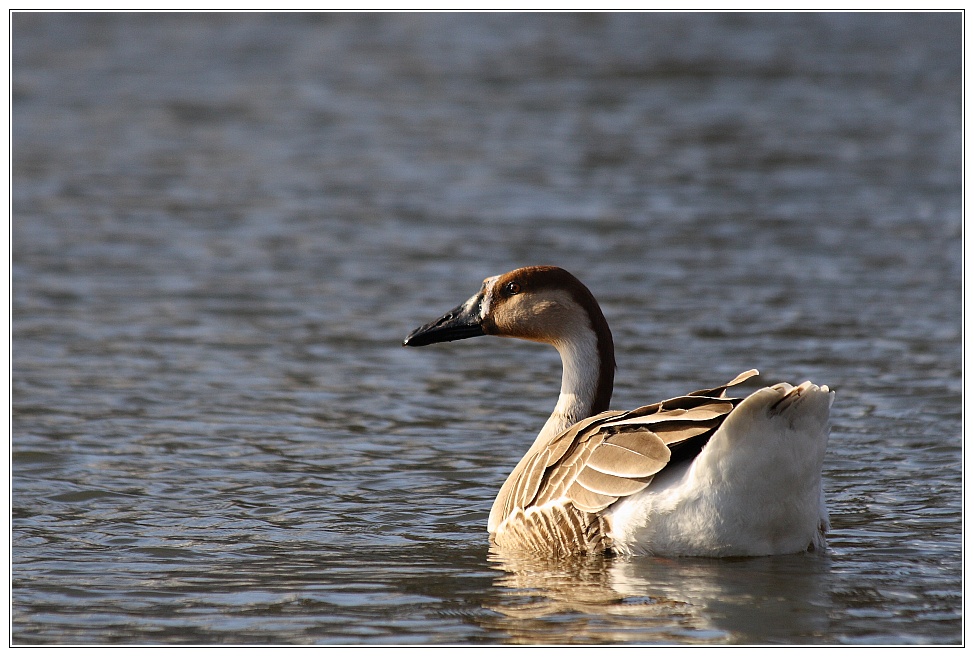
(405, 266), (833, 557)
(482, 549), (700, 644)
(483, 548), (833, 644)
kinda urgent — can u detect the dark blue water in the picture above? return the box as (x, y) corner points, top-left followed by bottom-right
(12, 12), (962, 644)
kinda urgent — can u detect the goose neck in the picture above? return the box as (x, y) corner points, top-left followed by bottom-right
(532, 320), (614, 447)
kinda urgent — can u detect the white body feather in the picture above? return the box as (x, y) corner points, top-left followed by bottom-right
(607, 382), (833, 557)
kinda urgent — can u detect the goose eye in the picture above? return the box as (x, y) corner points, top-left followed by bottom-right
(505, 282), (521, 295)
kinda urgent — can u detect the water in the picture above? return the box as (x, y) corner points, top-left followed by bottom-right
(11, 13), (962, 644)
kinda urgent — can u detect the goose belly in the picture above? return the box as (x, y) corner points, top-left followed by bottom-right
(606, 461), (826, 557)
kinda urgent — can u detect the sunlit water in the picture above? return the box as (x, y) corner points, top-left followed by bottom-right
(12, 13), (961, 644)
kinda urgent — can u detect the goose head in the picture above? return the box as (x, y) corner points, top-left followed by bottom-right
(402, 266), (608, 347)
(403, 266), (616, 422)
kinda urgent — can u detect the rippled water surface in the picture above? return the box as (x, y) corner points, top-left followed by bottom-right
(11, 13), (962, 644)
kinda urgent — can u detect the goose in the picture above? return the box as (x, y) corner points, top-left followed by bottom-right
(403, 266), (832, 558)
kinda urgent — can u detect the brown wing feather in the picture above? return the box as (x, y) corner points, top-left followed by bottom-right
(585, 438), (669, 478)
(609, 401), (733, 426)
(564, 483), (617, 513)
(507, 451), (548, 518)
(573, 466), (653, 496)
(650, 422), (718, 445)
(542, 410), (625, 464)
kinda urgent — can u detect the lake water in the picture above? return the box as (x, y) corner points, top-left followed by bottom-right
(11, 13), (962, 645)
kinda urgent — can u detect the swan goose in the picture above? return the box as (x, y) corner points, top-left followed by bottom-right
(403, 266), (832, 557)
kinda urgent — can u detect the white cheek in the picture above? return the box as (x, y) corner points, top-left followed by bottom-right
(479, 277), (499, 318)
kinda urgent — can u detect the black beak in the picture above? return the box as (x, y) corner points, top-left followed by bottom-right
(403, 293), (486, 347)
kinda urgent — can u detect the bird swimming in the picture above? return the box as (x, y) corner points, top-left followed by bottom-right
(403, 266), (832, 558)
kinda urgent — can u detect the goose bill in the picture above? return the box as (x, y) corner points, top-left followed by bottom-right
(403, 296), (486, 347)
